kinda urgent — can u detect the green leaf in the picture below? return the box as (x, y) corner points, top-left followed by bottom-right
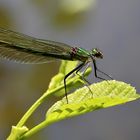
(46, 80), (140, 124)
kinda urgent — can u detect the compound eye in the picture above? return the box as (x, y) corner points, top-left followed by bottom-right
(96, 52), (103, 58)
(92, 48), (103, 59)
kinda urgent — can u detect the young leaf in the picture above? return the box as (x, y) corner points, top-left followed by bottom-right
(46, 80), (140, 124)
(46, 60), (92, 96)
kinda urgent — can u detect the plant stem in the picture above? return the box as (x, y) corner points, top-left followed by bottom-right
(20, 120), (51, 140)
(16, 83), (66, 127)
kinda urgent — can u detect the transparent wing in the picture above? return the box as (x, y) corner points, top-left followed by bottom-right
(0, 28), (73, 64)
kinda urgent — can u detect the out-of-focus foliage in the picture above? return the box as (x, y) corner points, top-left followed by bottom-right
(59, 0), (96, 14)
(32, 0), (96, 27)
(0, 7), (12, 28)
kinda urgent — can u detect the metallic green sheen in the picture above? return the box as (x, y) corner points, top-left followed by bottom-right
(77, 48), (90, 56)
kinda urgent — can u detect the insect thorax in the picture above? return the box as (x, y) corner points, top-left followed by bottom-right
(71, 47), (89, 62)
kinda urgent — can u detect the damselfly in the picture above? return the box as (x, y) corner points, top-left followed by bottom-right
(0, 28), (112, 103)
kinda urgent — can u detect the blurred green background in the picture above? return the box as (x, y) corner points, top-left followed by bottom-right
(0, 0), (140, 140)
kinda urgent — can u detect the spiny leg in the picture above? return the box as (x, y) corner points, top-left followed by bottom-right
(92, 59), (113, 81)
(76, 61), (91, 84)
(64, 62), (85, 103)
(96, 68), (113, 80)
(75, 62), (93, 97)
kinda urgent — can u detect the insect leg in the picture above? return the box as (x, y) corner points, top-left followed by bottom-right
(75, 62), (94, 98)
(64, 62), (85, 103)
(76, 62), (91, 85)
(92, 59), (113, 80)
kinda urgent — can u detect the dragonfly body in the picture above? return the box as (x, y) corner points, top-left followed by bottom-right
(0, 28), (112, 103)
(0, 28), (103, 63)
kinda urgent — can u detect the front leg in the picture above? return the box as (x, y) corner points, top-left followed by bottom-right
(93, 60), (113, 80)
